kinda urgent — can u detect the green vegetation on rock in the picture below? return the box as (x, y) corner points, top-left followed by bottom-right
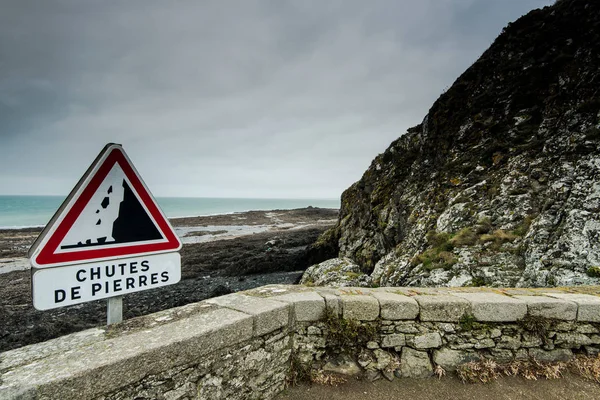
(322, 308), (377, 354)
(304, 0), (600, 288)
(586, 267), (600, 278)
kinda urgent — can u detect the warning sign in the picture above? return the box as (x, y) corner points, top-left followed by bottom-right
(29, 143), (181, 268)
(29, 143), (182, 311)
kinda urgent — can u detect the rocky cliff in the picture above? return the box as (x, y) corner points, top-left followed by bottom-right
(303, 0), (600, 288)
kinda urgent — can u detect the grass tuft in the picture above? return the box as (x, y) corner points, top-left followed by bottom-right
(480, 229), (519, 250)
(287, 353), (313, 386)
(519, 315), (552, 344)
(450, 227), (479, 246)
(322, 308), (377, 353)
(586, 267), (600, 278)
(459, 314), (478, 331)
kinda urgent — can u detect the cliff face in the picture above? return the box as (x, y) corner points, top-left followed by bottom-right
(303, 0), (600, 288)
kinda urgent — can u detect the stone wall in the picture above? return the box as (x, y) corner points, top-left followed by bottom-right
(2, 286), (600, 399)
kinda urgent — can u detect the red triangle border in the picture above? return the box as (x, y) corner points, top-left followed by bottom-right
(34, 147), (181, 266)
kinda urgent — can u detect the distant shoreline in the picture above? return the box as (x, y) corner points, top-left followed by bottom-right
(0, 207), (339, 272)
(0, 206), (339, 231)
(0, 195), (340, 229)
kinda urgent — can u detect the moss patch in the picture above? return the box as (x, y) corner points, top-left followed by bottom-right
(586, 267), (600, 278)
(458, 313), (489, 331)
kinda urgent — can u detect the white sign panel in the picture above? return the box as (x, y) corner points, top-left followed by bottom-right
(32, 252), (181, 310)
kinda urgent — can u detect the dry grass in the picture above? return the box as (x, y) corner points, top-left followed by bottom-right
(571, 355), (600, 383)
(434, 365), (447, 379)
(457, 359), (500, 383)
(457, 355), (600, 384)
(450, 227), (479, 246)
(310, 371), (348, 386)
(480, 229), (519, 250)
(480, 229), (518, 243)
(502, 359), (566, 380)
(494, 229), (519, 242)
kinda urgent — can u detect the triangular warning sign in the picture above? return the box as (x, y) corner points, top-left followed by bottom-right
(29, 143), (181, 268)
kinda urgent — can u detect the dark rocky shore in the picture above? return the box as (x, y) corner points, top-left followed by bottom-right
(0, 207), (337, 353)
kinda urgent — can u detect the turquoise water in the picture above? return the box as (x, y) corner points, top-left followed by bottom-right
(0, 195), (340, 228)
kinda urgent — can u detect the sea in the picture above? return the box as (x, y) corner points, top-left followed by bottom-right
(0, 195), (340, 229)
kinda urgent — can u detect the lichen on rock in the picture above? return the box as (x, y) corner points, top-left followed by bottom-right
(301, 258), (372, 287)
(303, 0), (600, 288)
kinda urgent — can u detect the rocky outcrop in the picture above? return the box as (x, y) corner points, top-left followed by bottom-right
(301, 258), (372, 287)
(304, 0), (600, 287)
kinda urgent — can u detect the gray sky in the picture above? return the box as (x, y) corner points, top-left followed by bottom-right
(0, 0), (552, 199)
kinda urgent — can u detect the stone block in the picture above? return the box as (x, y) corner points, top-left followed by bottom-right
(357, 348), (376, 368)
(395, 321), (420, 334)
(474, 339), (496, 349)
(554, 321), (576, 331)
(341, 295), (380, 321)
(414, 295), (471, 322)
(528, 348), (573, 362)
(453, 292), (526, 322)
(496, 336), (521, 350)
(575, 324), (600, 334)
(513, 295), (577, 320)
(584, 346), (600, 356)
(373, 349), (395, 370)
(544, 293), (600, 322)
(554, 332), (592, 348)
(413, 332), (442, 349)
(400, 348), (432, 378)
(318, 292), (341, 316)
(515, 348), (529, 360)
(381, 333), (406, 348)
(490, 349), (515, 363)
(306, 326), (321, 335)
(438, 323), (456, 333)
(432, 348), (479, 371)
(0, 328), (105, 372)
(164, 382), (195, 400)
(372, 291), (419, 320)
(207, 293), (289, 336)
(272, 291), (326, 322)
(521, 332), (543, 347)
(0, 308), (253, 400)
(367, 341), (380, 349)
(323, 357), (361, 376)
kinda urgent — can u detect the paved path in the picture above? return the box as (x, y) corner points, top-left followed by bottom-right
(278, 375), (600, 400)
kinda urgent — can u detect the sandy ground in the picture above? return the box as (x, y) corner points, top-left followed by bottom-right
(278, 374), (600, 400)
(0, 207), (337, 353)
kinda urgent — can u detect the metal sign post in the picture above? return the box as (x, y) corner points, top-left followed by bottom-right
(107, 296), (123, 325)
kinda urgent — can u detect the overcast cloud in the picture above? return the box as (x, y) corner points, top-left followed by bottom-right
(0, 0), (552, 199)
